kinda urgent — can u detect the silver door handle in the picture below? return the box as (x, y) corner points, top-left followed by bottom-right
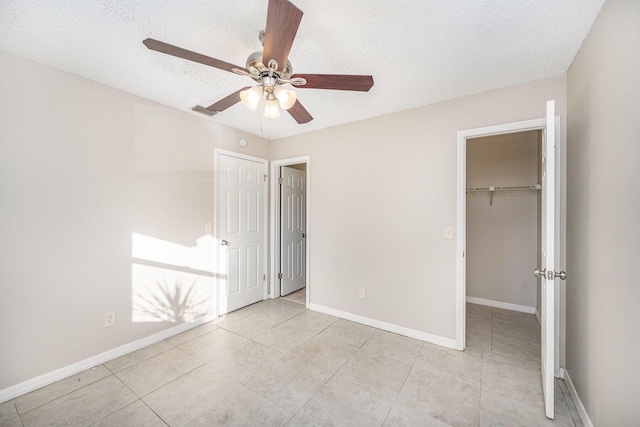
(221, 240), (230, 246)
(554, 271), (567, 280)
(534, 268), (567, 280)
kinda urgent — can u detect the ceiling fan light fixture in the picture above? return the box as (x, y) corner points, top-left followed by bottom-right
(274, 86), (297, 110)
(263, 98), (281, 118)
(240, 86), (263, 110)
(143, 0), (373, 125)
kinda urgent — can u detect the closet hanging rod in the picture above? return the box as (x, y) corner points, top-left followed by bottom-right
(466, 184), (541, 193)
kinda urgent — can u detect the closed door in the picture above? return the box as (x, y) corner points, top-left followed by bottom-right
(280, 166), (306, 296)
(216, 151), (267, 314)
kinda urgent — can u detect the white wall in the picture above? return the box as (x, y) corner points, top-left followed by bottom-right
(466, 131), (540, 309)
(270, 76), (566, 341)
(566, 0), (640, 424)
(0, 51), (268, 390)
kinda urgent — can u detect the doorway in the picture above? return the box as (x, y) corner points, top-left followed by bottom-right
(455, 115), (562, 367)
(456, 117), (548, 349)
(270, 156), (310, 306)
(456, 104), (563, 419)
(465, 130), (542, 316)
(464, 130), (543, 369)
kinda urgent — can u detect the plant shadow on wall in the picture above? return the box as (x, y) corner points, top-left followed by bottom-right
(131, 232), (223, 323)
(130, 165), (225, 323)
(133, 277), (210, 323)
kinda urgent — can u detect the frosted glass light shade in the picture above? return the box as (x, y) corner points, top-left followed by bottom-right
(263, 98), (281, 118)
(274, 87), (297, 110)
(240, 86), (263, 110)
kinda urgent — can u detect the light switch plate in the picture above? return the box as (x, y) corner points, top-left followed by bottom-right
(104, 311), (116, 327)
(444, 226), (454, 240)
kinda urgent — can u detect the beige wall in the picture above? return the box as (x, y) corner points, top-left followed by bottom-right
(466, 131), (540, 309)
(0, 51), (268, 390)
(0, 48), (570, 396)
(271, 76), (566, 341)
(566, 0), (640, 424)
(6, 7), (637, 421)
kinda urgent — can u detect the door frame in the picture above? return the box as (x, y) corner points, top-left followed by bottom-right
(455, 117), (562, 375)
(270, 156), (311, 306)
(214, 148), (269, 315)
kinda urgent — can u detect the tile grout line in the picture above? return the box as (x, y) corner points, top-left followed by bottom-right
(111, 370), (162, 418)
(217, 302), (309, 340)
(14, 365), (113, 418)
(380, 341), (425, 427)
(218, 301), (339, 424)
(282, 318), (381, 426)
(104, 339), (177, 375)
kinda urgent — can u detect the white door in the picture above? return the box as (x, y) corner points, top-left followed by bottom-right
(216, 151), (267, 314)
(280, 166), (306, 296)
(538, 100), (561, 419)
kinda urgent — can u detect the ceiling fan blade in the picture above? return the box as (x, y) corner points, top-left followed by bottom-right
(291, 74), (374, 92)
(262, 0), (303, 72)
(287, 99), (313, 124)
(143, 38), (248, 75)
(192, 87), (252, 116)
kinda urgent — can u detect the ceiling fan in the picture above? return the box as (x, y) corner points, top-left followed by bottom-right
(143, 0), (374, 124)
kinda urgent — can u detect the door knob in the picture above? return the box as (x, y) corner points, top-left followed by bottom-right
(221, 240), (230, 246)
(555, 271), (567, 280)
(534, 268), (567, 280)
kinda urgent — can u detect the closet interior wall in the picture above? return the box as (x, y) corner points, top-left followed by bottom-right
(466, 131), (542, 311)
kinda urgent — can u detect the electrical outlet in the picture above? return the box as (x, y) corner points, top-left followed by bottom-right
(358, 287), (366, 299)
(104, 311), (116, 327)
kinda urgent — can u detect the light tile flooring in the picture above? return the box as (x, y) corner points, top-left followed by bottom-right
(0, 301), (583, 426)
(280, 287), (306, 305)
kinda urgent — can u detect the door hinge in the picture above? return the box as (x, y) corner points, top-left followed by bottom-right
(278, 177), (283, 184)
(264, 174), (268, 182)
(263, 274), (266, 281)
(278, 272), (283, 280)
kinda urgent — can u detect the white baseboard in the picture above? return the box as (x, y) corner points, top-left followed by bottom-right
(309, 303), (458, 350)
(564, 370), (594, 427)
(0, 315), (216, 404)
(466, 296), (536, 314)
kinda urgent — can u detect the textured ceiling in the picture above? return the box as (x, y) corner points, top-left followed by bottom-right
(0, 0), (605, 139)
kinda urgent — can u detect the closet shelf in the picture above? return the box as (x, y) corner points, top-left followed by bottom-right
(466, 184), (541, 207)
(466, 184), (541, 193)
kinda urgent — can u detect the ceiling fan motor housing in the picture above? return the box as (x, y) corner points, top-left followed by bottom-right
(246, 51), (293, 82)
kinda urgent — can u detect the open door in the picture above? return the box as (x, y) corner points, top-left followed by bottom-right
(535, 100), (566, 419)
(280, 166), (306, 296)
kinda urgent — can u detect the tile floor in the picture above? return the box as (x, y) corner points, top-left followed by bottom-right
(280, 287), (306, 305)
(0, 301), (583, 426)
